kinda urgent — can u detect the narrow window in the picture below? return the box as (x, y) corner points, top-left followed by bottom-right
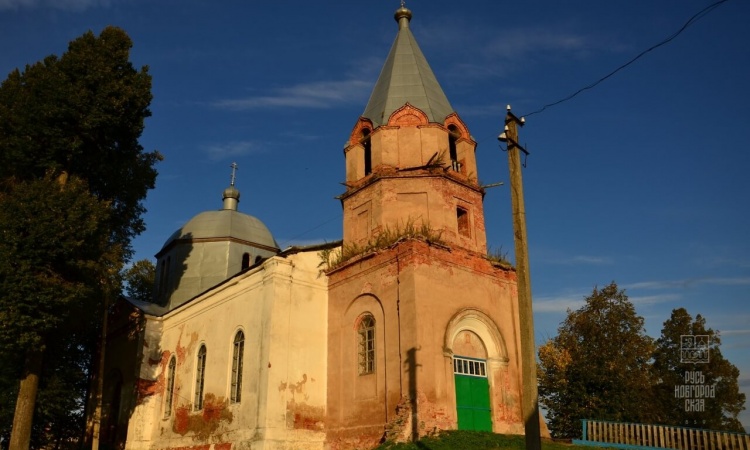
(231, 331), (245, 403)
(358, 315), (376, 375)
(165, 356), (176, 417)
(448, 125), (460, 171)
(362, 129), (372, 176)
(457, 207), (470, 237)
(194, 345), (207, 410)
(255, 255), (262, 265)
(158, 259), (167, 296)
(241, 252), (250, 271)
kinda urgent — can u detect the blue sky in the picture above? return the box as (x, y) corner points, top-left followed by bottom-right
(2, 0), (749, 432)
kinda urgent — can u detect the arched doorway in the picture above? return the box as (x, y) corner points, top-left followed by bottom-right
(452, 330), (491, 431)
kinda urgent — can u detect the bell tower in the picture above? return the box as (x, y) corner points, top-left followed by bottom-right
(341, 6), (487, 254)
(327, 6), (527, 449)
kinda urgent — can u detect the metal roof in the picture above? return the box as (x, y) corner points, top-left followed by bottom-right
(362, 7), (454, 127)
(159, 209), (279, 252)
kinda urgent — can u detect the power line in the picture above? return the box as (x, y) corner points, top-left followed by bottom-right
(523, 0), (731, 118)
(278, 215), (340, 248)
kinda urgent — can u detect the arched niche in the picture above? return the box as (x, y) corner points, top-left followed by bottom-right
(444, 308), (509, 366)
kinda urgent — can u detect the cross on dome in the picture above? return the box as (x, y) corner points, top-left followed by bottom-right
(230, 162), (238, 186)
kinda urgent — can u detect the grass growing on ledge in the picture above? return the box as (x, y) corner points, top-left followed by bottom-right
(374, 430), (618, 450)
(486, 245), (513, 269)
(318, 219), (444, 272)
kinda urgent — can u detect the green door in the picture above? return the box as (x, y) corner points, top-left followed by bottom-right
(454, 356), (492, 431)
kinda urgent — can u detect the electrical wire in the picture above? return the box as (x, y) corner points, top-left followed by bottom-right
(278, 215), (340, 249)
(523, 0), (731, 118)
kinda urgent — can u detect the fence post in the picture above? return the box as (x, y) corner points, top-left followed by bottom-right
(582, 419), (588, 441)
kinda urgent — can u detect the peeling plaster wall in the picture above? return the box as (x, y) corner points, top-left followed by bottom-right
(342, 174), (487, 254)
(119, 251), (328, 450)
(327, 240), (525, 449)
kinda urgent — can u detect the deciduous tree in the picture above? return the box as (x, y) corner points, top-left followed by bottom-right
(0, 26), (159, 449)
(123, 259), (156, 304)
(538, 282), (655, 438)
(0, 175), (113, 449)
(0, 26), (160, 259)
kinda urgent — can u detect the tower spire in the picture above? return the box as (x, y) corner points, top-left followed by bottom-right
(361, 4), (452, 127)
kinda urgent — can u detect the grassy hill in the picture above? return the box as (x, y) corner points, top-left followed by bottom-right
(374, 430), (617, 450)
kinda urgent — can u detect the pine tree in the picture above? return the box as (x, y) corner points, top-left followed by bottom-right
(652, 308), (746, 431)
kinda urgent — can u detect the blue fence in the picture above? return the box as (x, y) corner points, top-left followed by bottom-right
(572, 419), (750, 450)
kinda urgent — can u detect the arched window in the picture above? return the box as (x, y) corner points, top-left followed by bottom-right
(362, 129), (372, 176)
(165, 356), (176, 417)
(194, 345), (207, 410)
(230, 330), (245, 403)
(357, 315), (375, 375)
(255, 255), (262, 265)
(241, 252), (250, 271)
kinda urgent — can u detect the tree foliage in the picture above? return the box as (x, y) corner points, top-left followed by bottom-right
(538, 284), (747, 439)
(538, 282), (655, 438)
(0, 26), (160, 259)
(0, 175), (113, 351)
(0, 26), (159, 448)
(123, 259), (156, 303)
(652, 308), (746, 432)
(0, 175), (113, 448)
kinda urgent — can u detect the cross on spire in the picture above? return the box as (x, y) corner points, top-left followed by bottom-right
(230, 162), (238, 186)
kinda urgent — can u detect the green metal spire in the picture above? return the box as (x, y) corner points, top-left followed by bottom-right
(362, 6), (454, 127)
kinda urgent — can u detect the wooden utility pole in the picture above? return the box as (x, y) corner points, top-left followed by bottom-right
(499, 105), (541, 450)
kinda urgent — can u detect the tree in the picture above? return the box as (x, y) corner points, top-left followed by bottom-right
(0, 26), (160, 259)
(652, 308), (746, 431)
(537, 282), (655, 439)
(0, 26), (159, 449)
(123, 259), (156, 303)
(0, 175), (113, 449)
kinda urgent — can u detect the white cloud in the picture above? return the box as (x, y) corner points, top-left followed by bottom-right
(213, 79), (371, 111)
(533, 295), (585, 314)
(0, 0), (109, 10)
(539, 254), (614, 266)
(628, 294), (680, 306)
(204, 140), (260, 161)
(570, 255), (614, 265)
(483, 31), (590, 60)
(533, 290), (679, 314)
(625, 277), (750, 290)
(0, 0), (34, 9)
(721, 329), (750, 336)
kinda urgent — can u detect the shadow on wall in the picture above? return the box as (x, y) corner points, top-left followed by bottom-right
(155, 233), (193, 308)
(98, 237), (194, 449)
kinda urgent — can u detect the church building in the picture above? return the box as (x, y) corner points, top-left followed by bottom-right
(101, 6), (536, 450)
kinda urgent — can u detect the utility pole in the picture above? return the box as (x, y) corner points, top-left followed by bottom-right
(499, 105), (541, 450)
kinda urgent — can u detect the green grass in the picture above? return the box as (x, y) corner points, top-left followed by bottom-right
(374, 430), (618, 450)
(318, 219), (444, 272)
